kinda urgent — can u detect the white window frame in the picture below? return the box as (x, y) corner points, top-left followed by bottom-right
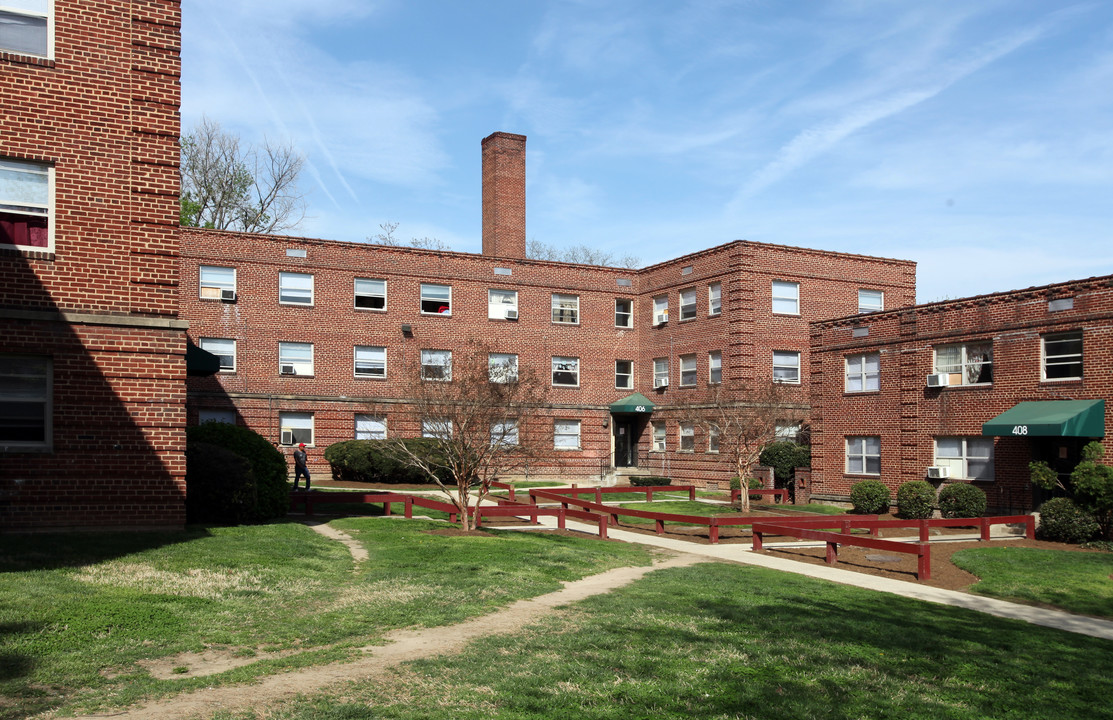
(199, 265), (235, 299)
(0, 157), (54, 251)
(279, 272), (314, 306)
(0, 354), (51, 450)
(552, 356), (580, 387)
(707, 424), (720, 453)
(491, 420), (519, 447)
(934, 342), (993, 386)
(651, 421), (666, 452)
(199, 337), (236, 373)
(773, 350), (801, 384)
(776, 422), (802, 440)
(846, 436), (880, 475)
(0, 1), (52, 58)
(420, 349), (452, 381)
(934, 437), (994, 481)
(772, 280), (800, 315)
(678, 422), (695, 452)
(615, 360), (633, 389)
(279, 412), (314, 446)
(553, 419), (581, 450)
(653, 295), (669, 325)
(709, 351), (722, 385)
(858, 289), (884, 314)
(488, 289), (518, 320)
(278, 342), (313, 376)
(420, 283), (452, 315)
(354, 346), (387, 378)
(679, 288), (697, 321)
(1042, 331), (1082, 381)
(551, 293), (580, 325)
(199, 408), (235, 425)
(354, 278), (386, 311)
(709, 282), (722, 316)
(615, 298), (633, 328)
(653, 357), (669, 386)
(355, 414), (387, 440)
(488, 353), (519, 383)
(679, 354), (697, 387)
(845, 352), (879, 393)
(422, 418), (452, 439)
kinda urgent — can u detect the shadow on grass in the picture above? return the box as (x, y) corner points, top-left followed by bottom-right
(0, 527), (215, 573)
(0, 622), (38, 682)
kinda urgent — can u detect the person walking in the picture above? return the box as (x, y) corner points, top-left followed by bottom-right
(293, 442), (311, 491)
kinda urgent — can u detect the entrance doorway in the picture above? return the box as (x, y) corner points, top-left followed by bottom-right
(613, 416), (639, 467)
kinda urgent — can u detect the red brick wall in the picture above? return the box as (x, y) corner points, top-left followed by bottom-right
(481, 132), (527, 260)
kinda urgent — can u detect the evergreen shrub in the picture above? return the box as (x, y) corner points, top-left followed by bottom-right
(937, 483), (987, 518)
(186, 423), (288, 521)
(1037, 497), (1100, 544)
(849, 479), (890, 515)
(896, 480), (935, 519)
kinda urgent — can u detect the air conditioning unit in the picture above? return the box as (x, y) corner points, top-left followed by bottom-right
(654, 312), (668, 326)
(926, 373), (950, 387)
(280, 430), (294, 445)
(281, 365), (296, 375)
(220, 288), (237, 302)
(654, 377), (669, 388)
(505, 309), (519, 320)
(927, 466), (950, 479)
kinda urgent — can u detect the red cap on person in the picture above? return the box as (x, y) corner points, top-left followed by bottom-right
(298, 443), (306, 447)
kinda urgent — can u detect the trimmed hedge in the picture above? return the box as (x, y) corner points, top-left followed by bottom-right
(759, 441), (811, 487)
(630, 476), (671, 487)
(729, 476), (766, 490)
(896, 480), (935, 519)
(186, 442), (256, 524)
(937, 483), (987, 518)
(849, 480), (890, 515)
(324, 439), (450, 484)
(186, 423), (288, 521)
(1037, 497), (1100, 544)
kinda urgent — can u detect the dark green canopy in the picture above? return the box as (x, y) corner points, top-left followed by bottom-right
(982, 400), (1105, 438)
(609, 393), (655, 414)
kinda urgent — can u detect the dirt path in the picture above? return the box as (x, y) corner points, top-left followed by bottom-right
(67, 552), (702, 720)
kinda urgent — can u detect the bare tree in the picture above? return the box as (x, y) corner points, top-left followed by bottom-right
(379, 342), (551, 530)
(678, 382), (807, 511)
(369, 221), (452, 251)
(526, 239), (640, 268)
(180, 116), (307, 234)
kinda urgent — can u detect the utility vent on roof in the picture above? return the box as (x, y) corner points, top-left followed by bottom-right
(494, 267), (512, 275)
(852, 327), (869, 337)
(681, 265), (693, 275)
(1049, 297), (1074, 312)
(286, 248), (307, 258)
(617, 278), (632, 287)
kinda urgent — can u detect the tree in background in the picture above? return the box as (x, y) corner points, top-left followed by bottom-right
(369, 221), (452, 251)
(526, 239), (640, 269)
(180, 116), (307, 234)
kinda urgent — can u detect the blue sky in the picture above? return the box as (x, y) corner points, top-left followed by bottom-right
(180, 1), (1113, 303)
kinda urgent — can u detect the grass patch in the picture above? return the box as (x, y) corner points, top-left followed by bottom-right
(785, 503), (847, 515)
(223, 562), (1113, 720)
(951, 546), (1113, 617)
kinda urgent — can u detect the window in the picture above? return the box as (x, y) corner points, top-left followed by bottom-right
(199, 409), (235, 425)
(709, 351), (722, 384)
(278, 342), (313, 375)
(488, 353), (518, 383)
(772, 281), (800, 315)
(420, 283), (452, 315)
(0, 1), (50, 57)
(552, 356), (580, 387)
(1043, 331), (1082, 381)
(845, 352), (879, 392)
(773, 351), (801, 384)
(776, 422), (802, 440)
(552, 293), (579, 324)
(653, 357), (669, 387)
(0, 355), (50, 449)
(199, 265), (235, 299)
(491, 420), (519, 447)
(279, 272), (313, 305)
(354, 278), (386, 310)
(679, 422), (695, 452)
(846, 436), (880, 475)
(488, 289), (518, 320)
(355, 414), (387, 440)
(679, 354), (697, 386)
(858, 289), (884, 313)
(679, 288), (697, 321)
(280, 412), (314, 446)
(934, 342), (993, 385)
(709, 282), (722, 316)
(653, 295), (669, 324)
(615, 298), (633, 328)
(615, 360), (633, 389)
(554, 419), (581, 450)
(651, 421), (666, 452)
(199, 337), (236, 372)
(422, 418), (452, 439)
(421, 349), (451, 381)
(935, 438), (994, 481)
(708, 424), (720, 453)
(354, 346), (386, 378)
(0, 158), (52, 249)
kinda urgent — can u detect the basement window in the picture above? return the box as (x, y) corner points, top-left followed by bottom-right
(0, 354), (51, 450)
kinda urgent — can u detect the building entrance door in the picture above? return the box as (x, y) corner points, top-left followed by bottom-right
(614, 417), (637, 467)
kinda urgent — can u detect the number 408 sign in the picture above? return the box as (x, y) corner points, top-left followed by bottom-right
(1012, 426), (1029, 436)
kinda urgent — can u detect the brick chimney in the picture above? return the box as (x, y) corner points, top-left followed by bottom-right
(481, 132), (526, 258)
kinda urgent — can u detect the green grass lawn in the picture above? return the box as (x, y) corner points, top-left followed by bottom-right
(951, 546), (1113, 617)
(213, 562), (1113, 720)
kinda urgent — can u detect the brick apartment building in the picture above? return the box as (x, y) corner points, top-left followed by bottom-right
(808, 276), (1113, 512)
(0, 1), (188, 531)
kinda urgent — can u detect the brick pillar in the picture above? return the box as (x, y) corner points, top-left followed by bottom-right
(481, 132), (526, 258)
(794, 468), (812, 505)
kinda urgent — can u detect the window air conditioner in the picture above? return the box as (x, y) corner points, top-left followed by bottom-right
(927, 466), (950, 479)
(926, 373), (950, 387)
(220, 289), (237, 302)
(655, 312), (668, 326)
(505, 309), (519, 320)
(654, 377), (669, 388)
(280, 430), (294, 445)
(281, 365), (296, 375)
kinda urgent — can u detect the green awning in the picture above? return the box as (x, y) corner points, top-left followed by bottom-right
(610, 393), (655, 414)
(982, 400), (1105, 438)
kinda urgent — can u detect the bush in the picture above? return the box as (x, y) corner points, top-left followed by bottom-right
(759, 441), (811, 487)
(630, 476), (671, 487)
(323, 439), (450, 485)
(849, 480), (890, 515)
(186, 442), (256, 524)
(937, 483), (987, 518)
(896, 480), (935, 519)
(1037, 497), (1100, 544)
(185, 423), (289, 521)
(729, 476), (764, 490)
